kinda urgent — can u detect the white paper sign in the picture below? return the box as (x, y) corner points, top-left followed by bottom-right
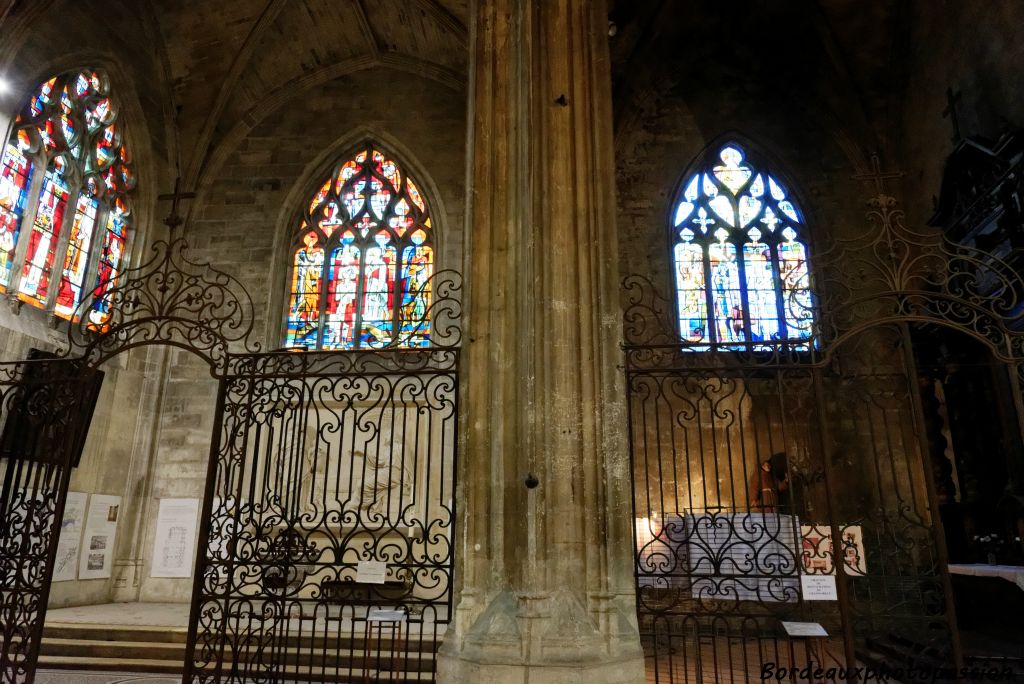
(78, 494), (121, 580)
(356, 560), (388, 584)
(800, 574), (838, 601)
(781, 621), (828, 637)
(367, 609), (406, 622)
(150, 498), (200, 578)
(53, 492), (87, 582)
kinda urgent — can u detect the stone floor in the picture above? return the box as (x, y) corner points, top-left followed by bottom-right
(45, 602), (190, 628)
(36, 673), (180, 684)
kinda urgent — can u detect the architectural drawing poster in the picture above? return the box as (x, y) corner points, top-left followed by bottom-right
(150, 498), (200, 578)
(53, 491), (87, 582)
(78, 494), (121, 580)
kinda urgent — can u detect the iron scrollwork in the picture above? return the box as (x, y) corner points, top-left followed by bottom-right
(622, 180), (1024, 681)
(62, 238), (262, 374)
(0, 359), (100, 684)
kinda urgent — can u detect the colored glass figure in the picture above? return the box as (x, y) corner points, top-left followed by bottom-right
(287, 144), (435, 350)
(19, 169), (70, 306)
(671, 143), (814, 350)
(323, 237), (360, 349)
(359, 232), (397, 347)
(286, 232), (324, 349)
(0, 144), (34, 289)
(54, 193), (99, 319)
(90, 212), (127, 328)
(673, 236), (708, 345)
(742, 236), (780, 346)
(709, 237), (743, 345)
(5, 69), (135, 320)
(399, 229), (434, 346)
(778, 229), (812, 339)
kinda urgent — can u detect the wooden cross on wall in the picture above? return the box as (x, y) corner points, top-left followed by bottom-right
(157, 177), (196, 230)
(853, 154), (903, 195)
(943, 87), (963, 144)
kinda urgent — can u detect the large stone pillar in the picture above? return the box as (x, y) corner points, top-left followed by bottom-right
(436, 1), (644, 682)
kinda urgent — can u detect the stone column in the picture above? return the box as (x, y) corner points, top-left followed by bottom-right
(436, 1), (644, 682)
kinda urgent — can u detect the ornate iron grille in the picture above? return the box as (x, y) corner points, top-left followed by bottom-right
(624, 177), (1024, 682)
(626, 314), (958, 681)
(184, 348), (459, 683)
(0, 357), (101, 684)
(0, 234), (461, 684)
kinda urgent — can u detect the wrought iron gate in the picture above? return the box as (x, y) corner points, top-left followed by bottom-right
(623, 186), (1024, 681)
(0, 356), (101, 683)
(0, 238), (461, 684)
(184, 347), (459, 682)
(624, 322), (957, 681)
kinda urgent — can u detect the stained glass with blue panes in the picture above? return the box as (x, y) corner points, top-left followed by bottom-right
(671, 144), (813, 350)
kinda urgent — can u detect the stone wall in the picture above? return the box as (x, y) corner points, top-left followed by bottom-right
(0, 0), (174, 608)
(136, 66), (466, 602)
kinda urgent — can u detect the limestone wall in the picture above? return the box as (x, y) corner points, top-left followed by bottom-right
(135, 66), (466, 603)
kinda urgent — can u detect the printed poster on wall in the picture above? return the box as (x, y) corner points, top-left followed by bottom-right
(78, 494), (121, 580)
(150, 498), (200, 578)
(53, 492), (88, 582)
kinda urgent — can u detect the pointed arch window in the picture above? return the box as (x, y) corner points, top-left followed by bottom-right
(285, 144), (434, 350)
(0, 69), (134, 325)
(671, 143), (814, 350)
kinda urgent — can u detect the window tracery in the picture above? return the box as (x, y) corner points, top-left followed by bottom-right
(286, 145), (434, 350)
(672, 143), (813, 350)
(0, 69), (134, 324)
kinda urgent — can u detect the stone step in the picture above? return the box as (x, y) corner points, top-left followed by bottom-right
(37, 655), (182, 675)
(42, 623), (439, 653)
(41, 638), (436, 666)
(39, 630), (439, 678)
(40, 638), (185, 661)
(38, 655), (437, 682)
(43, 623), (189, 644)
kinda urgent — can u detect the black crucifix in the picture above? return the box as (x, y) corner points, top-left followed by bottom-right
(853, 153), (903, 195)
(157, 177), (196, 230)
(943, 86), (963, 143)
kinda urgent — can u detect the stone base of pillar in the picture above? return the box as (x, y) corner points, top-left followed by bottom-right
(436, 590), (645, 684)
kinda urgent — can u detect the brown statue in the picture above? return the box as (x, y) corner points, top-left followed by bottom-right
(748, 457), (788, 513)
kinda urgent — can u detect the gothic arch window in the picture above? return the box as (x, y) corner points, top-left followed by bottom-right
(0, 69), (134, 325)
(285, 144), (434, 350)
(671, 142), (814, 350)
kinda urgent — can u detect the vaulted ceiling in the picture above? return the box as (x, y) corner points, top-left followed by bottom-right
(609, 0), (911, 157)
(144, 0), (468, 190)
(4, 0), (914, 182)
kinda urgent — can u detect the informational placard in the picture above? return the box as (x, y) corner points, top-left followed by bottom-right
(356, 560), (387, 584)
(53, 492), (88, 582)
(800, 574), (838, 601)
(367, 609), (406, 622)
(781, 621), (828, 637)
(150, 498), (200, 578)
(78, 494), (121, 580)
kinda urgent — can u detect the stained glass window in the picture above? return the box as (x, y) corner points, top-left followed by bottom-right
(671, 143), (814, 350)
(285, 145), (434, 350)
(0, 69), (134, 321)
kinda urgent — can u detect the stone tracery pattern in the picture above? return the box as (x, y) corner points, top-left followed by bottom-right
(625, 166), (1024, 677)
(627, 175), (1024, 368)
(0, 69), (134, 320)
(286, 144), (435, 351)
(671, 143), (813, 351)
